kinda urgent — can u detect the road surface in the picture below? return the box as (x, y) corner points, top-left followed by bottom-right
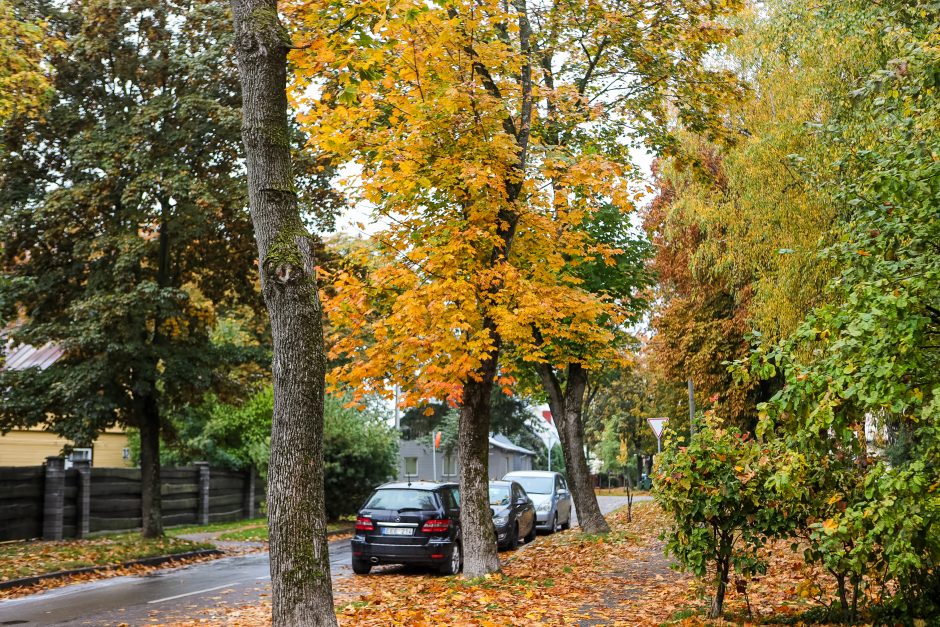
(0, 495), (649, 626)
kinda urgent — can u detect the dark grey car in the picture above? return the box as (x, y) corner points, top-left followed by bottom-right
(502, 471), (572, 532)
(489, 480), (536, 550)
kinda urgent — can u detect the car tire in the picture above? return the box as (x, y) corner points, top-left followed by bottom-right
(439, 543), (461, 575)
(548, 513), (558, 534)
(352, 558), (371, 575)
(524, 521), (536, 543)
(561, 512), (571, 531)
(507, 523), (519, 550)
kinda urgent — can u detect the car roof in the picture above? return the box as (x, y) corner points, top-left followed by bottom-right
(375, 480), (458, 490)
(488, 480), (515, 487)
(503, 471), (560, 478)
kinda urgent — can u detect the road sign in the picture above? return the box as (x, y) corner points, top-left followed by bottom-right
(647, 417), (668, 453)
(647, 418), (668, 438)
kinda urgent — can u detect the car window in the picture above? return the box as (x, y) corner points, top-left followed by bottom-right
(560, 477), (568, 491)
(364, 489), (438, 511)
(508, 475), (553, 495)
(449, 486), (460, 507)
(439, 489), (457, 510)
(555, 475), (563, 492)
(489, 485), (511, 506)
(512, 483), (525, 501)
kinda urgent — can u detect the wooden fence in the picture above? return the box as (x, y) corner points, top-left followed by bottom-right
(0, 458), (264, 541)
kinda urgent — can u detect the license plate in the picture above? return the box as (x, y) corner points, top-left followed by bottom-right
(382, 527), (414, 536)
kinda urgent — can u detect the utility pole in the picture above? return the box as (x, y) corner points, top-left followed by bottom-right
(688, 379), (696, 436)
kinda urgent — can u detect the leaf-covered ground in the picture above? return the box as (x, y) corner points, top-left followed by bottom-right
(164, 501), (844, 626)
(0, 532), (214, 582)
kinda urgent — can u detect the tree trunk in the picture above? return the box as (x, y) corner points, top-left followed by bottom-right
(139, 393), (162, 538)
(230, 2), (336, 625)
(458, 335), (502, 578)
(537, 363), (610, 534)
(709, 554), (730, 619)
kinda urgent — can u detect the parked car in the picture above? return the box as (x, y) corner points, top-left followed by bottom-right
(351, 481), (462, 575)
(489, 480), (536, 550)
(502, 470), (572, 533)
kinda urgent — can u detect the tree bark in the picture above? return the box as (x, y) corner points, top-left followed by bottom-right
(537, 362), (610, 534)
(709, 553), (729, 619)
(459, 346), (501, 577)
(230, 1), (336, 624)
(139, 394), (162, 538)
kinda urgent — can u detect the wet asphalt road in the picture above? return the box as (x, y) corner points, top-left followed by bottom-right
(0, 495), (650, 626)
(0, 539), (351, 627)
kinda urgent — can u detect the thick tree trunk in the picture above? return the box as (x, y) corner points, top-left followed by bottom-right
(537, 362), (610, 534)
(230, 2), (336, 625)
(139, 394), (162, 538)
(459, 362), (501, 578)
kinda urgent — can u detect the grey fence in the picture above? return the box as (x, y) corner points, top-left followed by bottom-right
(0, 457), (262, 542)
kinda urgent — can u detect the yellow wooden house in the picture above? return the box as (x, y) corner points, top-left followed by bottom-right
(0, 343), (132, 468)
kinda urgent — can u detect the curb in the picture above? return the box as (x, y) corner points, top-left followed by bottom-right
(0, 549), (222, 591)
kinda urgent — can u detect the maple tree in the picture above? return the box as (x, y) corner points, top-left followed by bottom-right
(289, 0), (745, 568)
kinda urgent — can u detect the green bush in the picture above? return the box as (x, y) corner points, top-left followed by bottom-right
(160, 387), (398, 520)
(654, 417), (787, 618)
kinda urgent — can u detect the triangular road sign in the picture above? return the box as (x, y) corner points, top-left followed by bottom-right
(647, 417), (668, 439)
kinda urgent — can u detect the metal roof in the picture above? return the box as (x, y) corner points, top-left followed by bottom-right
(2, 342), (63, 371)
(489, 434), (536, 456)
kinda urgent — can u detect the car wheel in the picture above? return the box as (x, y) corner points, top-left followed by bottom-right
(352, 558), (371, 575)
(524, 521), (536, 543)
(439, 543), (461, 575)
(507, 523), (519, 550)
(561, 512), (571, 531)
(547, 513), (558, 534)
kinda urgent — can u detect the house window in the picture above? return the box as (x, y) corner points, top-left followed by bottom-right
(404, 457), (418, 475)
(443, 456), (457, 477)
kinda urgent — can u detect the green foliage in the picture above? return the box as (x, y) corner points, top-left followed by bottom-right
(322, 395), (399, 519)
(724, 0), (940, 619)
(0, 0), (260, 445)
(159, 387), (399, 521)
(654, 418), (787, 618)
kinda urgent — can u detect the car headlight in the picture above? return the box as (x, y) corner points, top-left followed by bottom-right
(493, 516), (509, 527)
(536, 501), (551, 512)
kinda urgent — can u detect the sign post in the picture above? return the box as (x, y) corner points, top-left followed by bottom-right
(432, 431), (442, 481)
(647, 417), (668, 454)
(542, 411), (554, 471)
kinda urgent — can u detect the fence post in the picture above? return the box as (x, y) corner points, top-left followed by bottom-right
(243, 466), (256, 519)
(195, 462), (210, 526)
(43, 456), (65, 540)
(73, 459), (91, 538)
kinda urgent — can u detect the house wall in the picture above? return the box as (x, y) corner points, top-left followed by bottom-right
(395, 439), (532, 483)
(0, 428), (130, 467)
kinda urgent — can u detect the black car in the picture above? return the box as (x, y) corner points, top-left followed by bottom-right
(351, 481), (462, 575)
(489, 480), (536, 550)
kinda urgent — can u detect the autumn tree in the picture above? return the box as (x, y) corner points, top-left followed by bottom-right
(0, 0), (52, 125)
(0, 0), (260, 538)
(230, 0), (338, 623)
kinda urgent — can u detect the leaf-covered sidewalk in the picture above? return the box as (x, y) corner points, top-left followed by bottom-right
(167, 501), (838, 625)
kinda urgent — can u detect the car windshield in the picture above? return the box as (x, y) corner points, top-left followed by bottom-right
(364, 489), (438, 511)
(488, 485), (511, 506)
(510, 476), (553, 495)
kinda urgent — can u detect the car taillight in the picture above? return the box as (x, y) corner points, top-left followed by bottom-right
(355, 517), (374, 531)
(422, 519), (450, 533)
